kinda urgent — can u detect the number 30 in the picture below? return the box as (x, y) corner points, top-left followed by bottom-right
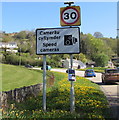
(64, 12), (77, 20)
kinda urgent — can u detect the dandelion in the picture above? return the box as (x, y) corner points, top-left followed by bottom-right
(11, 111), (15, 114)
(16, 113), (18, 116)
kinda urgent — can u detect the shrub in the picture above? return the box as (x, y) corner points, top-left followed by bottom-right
(94, 53), (109, 67)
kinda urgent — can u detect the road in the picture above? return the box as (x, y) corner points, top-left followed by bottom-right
(51, 68), (119, 119)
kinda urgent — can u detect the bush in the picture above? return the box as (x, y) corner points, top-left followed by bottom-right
(94, 53), (109, 67)
(3, 53), (43, 67)
(5, 54), (19, 65)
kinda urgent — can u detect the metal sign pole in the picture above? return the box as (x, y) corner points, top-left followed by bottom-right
(70, 54), (75, 113)
(43, 55), (46, 111)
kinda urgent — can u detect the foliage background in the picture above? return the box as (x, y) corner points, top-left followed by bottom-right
(1, 31), (118, 67)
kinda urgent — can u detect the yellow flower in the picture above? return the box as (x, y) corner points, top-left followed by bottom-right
(16, 113), (18, 116)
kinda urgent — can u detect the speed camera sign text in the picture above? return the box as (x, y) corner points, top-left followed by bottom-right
(36, 27), (80, 55)
(60, 6), (81, 26)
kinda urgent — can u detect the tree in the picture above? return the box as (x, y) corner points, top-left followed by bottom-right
(74, 53), (87, 63)
(93, 32), (103, 38)
(14, 31), (27, 39)
(94, 53), (109, 67)
(27, 32), (35, 39)
(2, 34), (13, 42)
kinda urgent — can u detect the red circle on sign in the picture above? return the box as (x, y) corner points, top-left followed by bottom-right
(61, 7), (80, 25)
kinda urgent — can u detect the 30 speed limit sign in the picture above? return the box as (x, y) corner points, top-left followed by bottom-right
(60, 6), (81, 26)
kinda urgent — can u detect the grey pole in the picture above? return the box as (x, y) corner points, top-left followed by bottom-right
(43, 55), (46, 111)
(70, 54), (75, 113)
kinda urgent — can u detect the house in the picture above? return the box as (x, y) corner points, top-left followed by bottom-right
(62, 59), (86, 69)
(0, 42), (18, 53)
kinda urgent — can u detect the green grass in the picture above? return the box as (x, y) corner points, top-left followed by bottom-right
(1, 64), (111, 119)
(79, 67), (110, 73)
(2, 64), (66, 92)
(2, 70), (111, 119)
(2, 64), (43, 91)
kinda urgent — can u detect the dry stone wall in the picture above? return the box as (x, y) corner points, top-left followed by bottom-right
(1, 83), (43, 108)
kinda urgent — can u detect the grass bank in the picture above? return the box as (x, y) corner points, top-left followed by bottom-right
(2, 69), (111, 119)
(2, 64), (43, 91)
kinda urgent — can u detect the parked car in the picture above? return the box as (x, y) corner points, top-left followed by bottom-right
(25, 64), (33, 68)
(84, 69), (96, 77)
(102, 69), (119, 84)
(41, 65), (51, 70)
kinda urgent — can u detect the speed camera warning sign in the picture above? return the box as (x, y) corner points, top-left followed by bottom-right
(36, 27), (80, 55)
(60, 6), (81, 26)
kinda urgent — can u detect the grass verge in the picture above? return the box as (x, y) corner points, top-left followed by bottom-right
(2, 70), (111, 119)
(2, 64), (43, 91)
(79, 67), (110, 73)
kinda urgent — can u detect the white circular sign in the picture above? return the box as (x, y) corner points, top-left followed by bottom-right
(61, 7), (79, 25)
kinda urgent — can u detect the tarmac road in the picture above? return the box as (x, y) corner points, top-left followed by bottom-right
(51, 68), (119, 119)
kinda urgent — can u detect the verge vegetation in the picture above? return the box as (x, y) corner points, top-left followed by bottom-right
(1, 31), (118, 68)
(2, 66), (111, 119)
(79, 67), (111, 73)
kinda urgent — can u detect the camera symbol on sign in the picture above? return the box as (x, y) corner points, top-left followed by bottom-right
(64, 35), (77, 46)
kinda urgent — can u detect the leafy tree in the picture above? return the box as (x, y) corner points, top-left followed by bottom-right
(2, 34), (13, 42)
(94, 53), (109, 67)
(81, 34), (112, 61)
(73, 53), (87, 63)
(101, 37), (117, 55)
(27, 32), (35, 39)
(46, 55), (62, 67)
(14, 31), (27, 39)
(79, 53), (87, 63)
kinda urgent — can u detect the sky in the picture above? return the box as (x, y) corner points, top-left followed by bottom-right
(1, 1), (118, 38)
(117, 1), (119, 37)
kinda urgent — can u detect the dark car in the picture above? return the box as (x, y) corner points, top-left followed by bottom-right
(25, 64), (33, 68)
(84, 69), (96, 77)
(102, 69), (119, 84)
